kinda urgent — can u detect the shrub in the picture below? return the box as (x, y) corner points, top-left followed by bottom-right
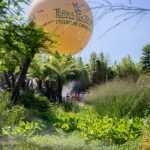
(20, 90), (51, 112)
(85, 80), (150, 117)
(52, 107), (143, 144)
(62, 99), (80, 112)
(2, 120), (46, 137)
(0, 92), (10, 133)
(0, 92), (10, 115)
(54, 108), (79, 132)
(0, 92), (26, 134)
(78, 109), (143, 144)
(2, 105), (26, 126)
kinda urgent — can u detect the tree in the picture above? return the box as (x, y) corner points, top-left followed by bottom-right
(28, 53), (49, 90)
(0, 0), (28, 22)
(116, 55), (140, 81)
(0, 0), (54, 104)
(107, 66), (116, 80)
(0, 0), (29, 91)
(141, 44), (150, 73)
(89, 52), (108, 84)
(28, 53), (58, 101)
(44, 52), (80, 103)
(0, 0), (57, 104)
(0, 22), (52, 104)
(72, 57), (90, 93)
(89, 52), (97, 84)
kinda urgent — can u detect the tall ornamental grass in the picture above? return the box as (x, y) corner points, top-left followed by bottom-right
(85, 79), (150, 117)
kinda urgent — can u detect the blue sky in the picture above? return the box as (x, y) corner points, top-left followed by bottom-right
(25, 0), (150, 64)
(77, 0), (150, 64)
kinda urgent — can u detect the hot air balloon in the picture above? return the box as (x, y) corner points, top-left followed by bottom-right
(29, 0), (93, 54)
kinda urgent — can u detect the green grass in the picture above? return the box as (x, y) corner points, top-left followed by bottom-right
(0, 132), (140, 150)
(27, 133), (140, 150)
(85, 80), (150, 117)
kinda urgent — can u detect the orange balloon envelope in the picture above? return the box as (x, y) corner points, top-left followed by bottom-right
(29, 0), (93, 54)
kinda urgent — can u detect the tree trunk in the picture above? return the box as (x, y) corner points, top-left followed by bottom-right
(37, 79), (42, 92)
(45, 80), (51, 99)
(11, 56), (33, 104)
(4, 72), (11, 90)
(57, 77), (63, 103)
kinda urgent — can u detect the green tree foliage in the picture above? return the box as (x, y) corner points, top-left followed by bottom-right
(46, 53), (80, 103)
(0, 0), (55, 104)
(30, 52), (81, 103)
(89, 52), (108, 84)
(141, 44), (150, 73)
(116, 55), (140, 81)
(0, 0), (28, 22)
(107, 66), (117, 80)
(28, 53), (58, 101)
(0, 22), (52, 104)
(72, 57), (90, 93)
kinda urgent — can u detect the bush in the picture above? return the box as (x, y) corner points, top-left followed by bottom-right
(62, 99), (80, 112)
(0, 92), (26, 134)
(2, 105), (26, 126)
(2, 120), (46, 137)
(20, 90), (51, 112)
(0, 92), (10, 115)
(85, 80), (150, 117)
(54, 108), (79, 132)
(52, 107), (143, 144)
(0, 92), (10, 133)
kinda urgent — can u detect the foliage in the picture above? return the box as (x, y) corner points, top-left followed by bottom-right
(0, 92), (26, 133)
(54, 108), (79, 132)
(45, 52), (80, 80)
(141, 44), (150, 72)
(86, 80), (150, 117)
(0, 92), (10, 130)
(53, 107), (143, 144)
(143, 117), (150, 137)
(44, 52), (80, 102)
(62, 99), (81, 112)
(0, 0), (28, 23)
(20, 90), (51, 112)
(0, 92), (10, 115)
(116, 55), (140, 81)
(2, 120), (45, 137)
(27, 132), (139, 150)
(28, 53), (50, 81)
(0, 93), (33, 138)
(89, 52), (108, 84)
(28, 132), (93, 150)
(2, 105), (26, 127)
(0, 0), (55, 104)
(74, 57), (90, 91)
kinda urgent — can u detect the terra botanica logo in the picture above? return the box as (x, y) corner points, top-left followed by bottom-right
(54, 2), (92, 32)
